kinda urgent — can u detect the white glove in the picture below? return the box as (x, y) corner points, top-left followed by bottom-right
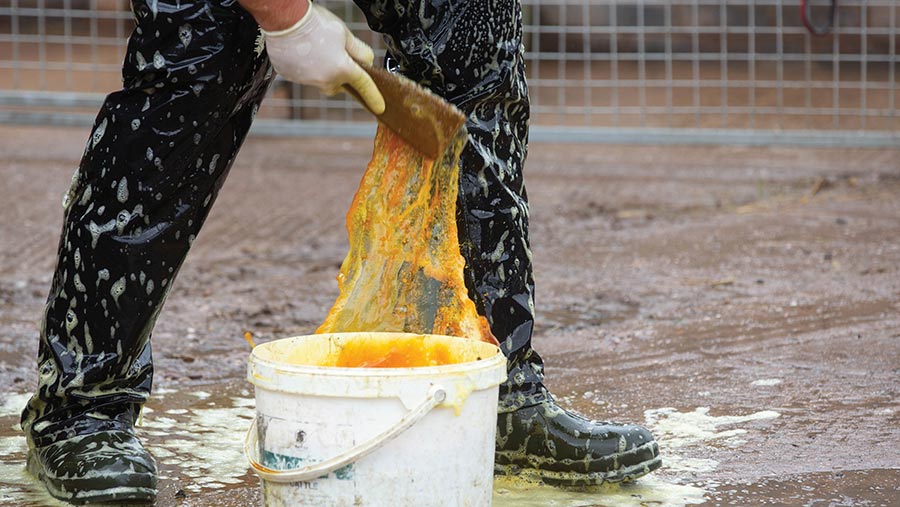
(263, 4), (385, 115)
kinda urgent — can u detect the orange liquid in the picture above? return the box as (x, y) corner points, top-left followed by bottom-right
(316, 125), (496, 367)
(334, 336), (456, 368)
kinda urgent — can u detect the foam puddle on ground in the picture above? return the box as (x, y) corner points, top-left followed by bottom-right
(644, 406), (781, 454)
(139, 393), (256, 492)
(0, 435), (70, 507)
(0, 392), (32, 418)
(643, 405), (781, 493)
(492, 476), (706, 507)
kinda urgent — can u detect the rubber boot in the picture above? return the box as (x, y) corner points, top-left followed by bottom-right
(21, 0), (272, 503)
(26, 429), (157, 505)
(351, 0), (661, 486)
(495, 389), (661, 486)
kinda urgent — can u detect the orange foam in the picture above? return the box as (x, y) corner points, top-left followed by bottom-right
(316, 125), (496, 368)
(332, 335), (457, 368)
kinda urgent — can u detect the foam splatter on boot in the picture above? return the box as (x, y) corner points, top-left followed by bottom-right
(495, 390), (661, 486)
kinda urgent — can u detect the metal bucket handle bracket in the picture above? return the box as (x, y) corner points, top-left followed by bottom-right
(245, 384), (447, 483)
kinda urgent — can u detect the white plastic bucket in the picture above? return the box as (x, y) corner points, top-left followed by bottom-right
(245, 332), (506, 507)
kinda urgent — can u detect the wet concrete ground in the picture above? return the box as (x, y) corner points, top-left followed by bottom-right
(1, 125), (898, 506)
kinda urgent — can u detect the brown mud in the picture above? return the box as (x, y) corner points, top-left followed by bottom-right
(1, 125), (898, 506)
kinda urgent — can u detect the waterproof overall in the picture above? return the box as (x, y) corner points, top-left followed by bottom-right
(22, 0), (542, 443)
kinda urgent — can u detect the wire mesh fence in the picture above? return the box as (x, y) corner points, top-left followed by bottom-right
(0, 0), (897, 146)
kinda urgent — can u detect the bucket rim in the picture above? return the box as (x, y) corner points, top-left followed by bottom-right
(249, 331), (505, 379)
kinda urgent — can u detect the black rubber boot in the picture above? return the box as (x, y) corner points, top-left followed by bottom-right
(26, 429), (157, 505)
(495, 390), (661, 486)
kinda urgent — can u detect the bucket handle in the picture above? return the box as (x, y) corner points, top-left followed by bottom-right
(244, 384), (447, 483)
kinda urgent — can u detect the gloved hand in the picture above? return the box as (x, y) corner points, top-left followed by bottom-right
(263, 4), (385, 115)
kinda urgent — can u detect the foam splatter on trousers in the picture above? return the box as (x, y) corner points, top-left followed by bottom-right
(23, 0), (541, 442)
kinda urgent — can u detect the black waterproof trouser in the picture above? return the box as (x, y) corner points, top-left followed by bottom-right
(23, 0), (543, 444)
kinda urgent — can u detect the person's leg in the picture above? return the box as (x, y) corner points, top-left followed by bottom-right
(21, 0), (272, 502)
(353, 0), (660, 485)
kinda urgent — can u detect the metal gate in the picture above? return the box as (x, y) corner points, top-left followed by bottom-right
(1, 0), (897, 146)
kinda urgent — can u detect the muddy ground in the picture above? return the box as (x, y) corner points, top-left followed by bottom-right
(1, 124), (898, 506)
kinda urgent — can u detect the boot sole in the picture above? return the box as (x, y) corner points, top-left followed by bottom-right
(495, 441), (662, 487)
(26, 449), (157, 505)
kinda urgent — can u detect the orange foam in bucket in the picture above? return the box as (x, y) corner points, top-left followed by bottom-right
(331, 334), (456, 368)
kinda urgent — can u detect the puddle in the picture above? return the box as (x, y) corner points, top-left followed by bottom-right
(139, 394), (256, 492)
(0, 436), (70, 507)
(645, 406), (780, 451)
(0, 392), (31, 418)
(2, 385), (786, 507)
(493, 476), (705, 507)
(543, 298), (640, 330)
(643, 406), (780, 478)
